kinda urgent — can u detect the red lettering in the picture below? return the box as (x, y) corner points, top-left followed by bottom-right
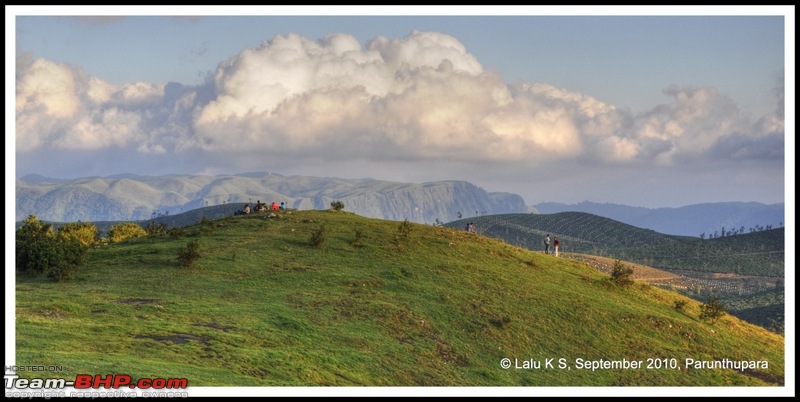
(93, 374), (113, 389)
(74, 374), (92, 389)
(112, 375), (131, 388)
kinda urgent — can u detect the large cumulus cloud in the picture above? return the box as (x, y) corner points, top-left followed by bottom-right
(15, 30), (784, 171)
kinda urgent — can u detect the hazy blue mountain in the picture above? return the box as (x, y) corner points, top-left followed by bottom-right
(534, 201), (784, 237)
(16, 173), (531, 224)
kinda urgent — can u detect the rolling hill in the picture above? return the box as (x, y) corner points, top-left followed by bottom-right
(15, 210), (784, 387)
(534, 201), (784, 237)
(444, 212), (785, 334)
(444, 212), (784, 277)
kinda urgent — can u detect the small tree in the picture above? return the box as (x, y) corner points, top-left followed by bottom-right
(610, 260), (634, 287)
(177, 240), (201, 269)
(331, 201), (345, 211)
(310, 225), (327, 248)
(699, 295), (727, 325)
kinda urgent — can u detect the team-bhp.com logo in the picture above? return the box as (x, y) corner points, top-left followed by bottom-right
(6, 371), (189, 398)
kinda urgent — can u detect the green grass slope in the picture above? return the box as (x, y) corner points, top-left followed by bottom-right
(15, 211), (784, 386)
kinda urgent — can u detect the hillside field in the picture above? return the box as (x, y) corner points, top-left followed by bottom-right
(15, 210), (784, 387)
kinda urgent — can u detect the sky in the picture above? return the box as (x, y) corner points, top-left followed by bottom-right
(8, 6), (793, 211)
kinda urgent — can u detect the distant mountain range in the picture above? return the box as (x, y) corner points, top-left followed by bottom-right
(16, 173), (784, 237)
(534, 201), (784, 237)
(16, 173), (530, 224)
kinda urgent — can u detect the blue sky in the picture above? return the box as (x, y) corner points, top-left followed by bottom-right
(8, 6), (794, 209)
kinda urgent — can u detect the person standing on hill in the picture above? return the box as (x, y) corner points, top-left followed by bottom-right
(544, 234), (550, 254)
(553, 236), (560, 257)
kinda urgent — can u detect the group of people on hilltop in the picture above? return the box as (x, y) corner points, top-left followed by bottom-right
(241, 200), (287, 215)
(544, 234), (560, 257)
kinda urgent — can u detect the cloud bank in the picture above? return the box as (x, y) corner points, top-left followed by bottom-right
(15, 30), (785, 204)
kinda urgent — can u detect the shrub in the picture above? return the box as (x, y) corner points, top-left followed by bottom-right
(398, 219), (413, 240)
(108, 223), (147, 243)
(673, 300), (688, 313)
(489, 316), (512, 329)
(177, 240), (201, 269)
(330, 201), (345, 211)
(16, 215), (54, 275)
(45, 235), (88, 282)
(57, 221), (99, 247)
(351, 227), (367, 248)
(310, 225), (327, 248)
(699, 295), (727, 325)
(144, 221), (168, 236)
(16, 215), (87, 281)
(393, 219), (414, 248)
(610, 260), (634, 287)
(167, 227), (187, 239)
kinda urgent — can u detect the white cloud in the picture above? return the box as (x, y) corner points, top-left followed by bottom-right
(15, 56), (163, 152)
(15, 31), (784, 174)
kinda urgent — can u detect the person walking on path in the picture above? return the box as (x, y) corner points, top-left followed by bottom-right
(544, 234), (550, 254)
(553, 236), (560, 257)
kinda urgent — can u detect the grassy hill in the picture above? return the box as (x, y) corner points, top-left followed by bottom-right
(445, 213), (784, 277)
(444, 213), (785, 334)
(15, 210), (784, 386)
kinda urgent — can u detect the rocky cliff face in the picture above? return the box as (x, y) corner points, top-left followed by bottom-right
(16, 173), (531, 224)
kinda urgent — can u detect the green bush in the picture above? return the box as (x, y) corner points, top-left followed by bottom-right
(310, 225), (327, 248)
(45, 235), (88, 282)
(351, 228), (367, 248)
(177, 240), (201, 269)
(393, 219), (414, 249)
(57, 221), (99, 247)
(699, 296), (727, 325)
(610, 260), (634, 287)
(144, 221), (168, 236)
(108, 223), (147, 243)
(330, 201), (345, 211)
(16, 215), (87, 281)
(673, 300), (688, 313)
(167, 227), (187, 239)
(16, 215), (54, 275)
